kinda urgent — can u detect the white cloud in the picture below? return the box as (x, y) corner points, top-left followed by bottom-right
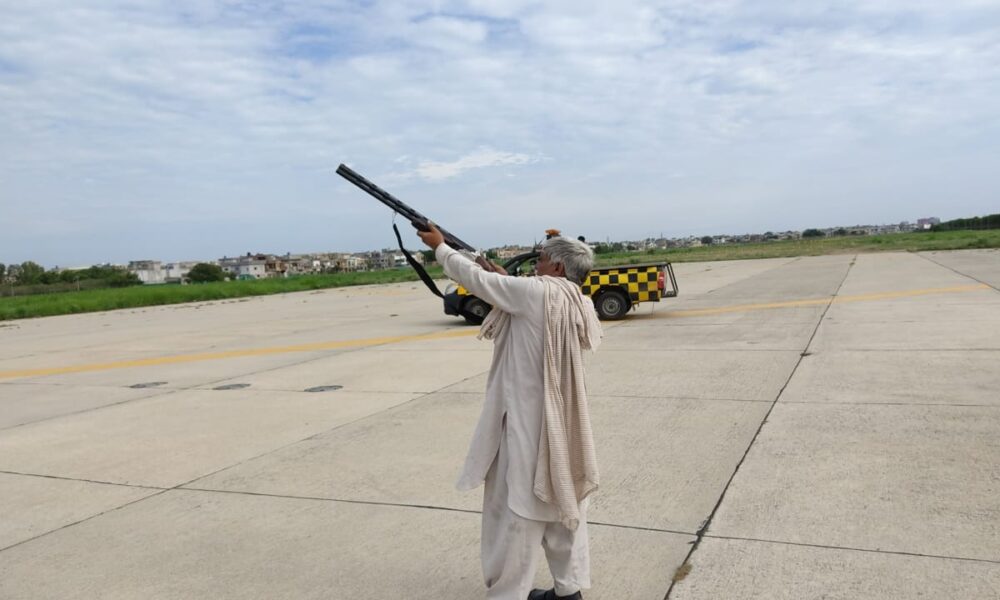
(414, 148), (543, 180)
(411, 15), (489, 48)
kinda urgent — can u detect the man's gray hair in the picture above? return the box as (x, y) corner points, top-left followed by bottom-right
(541, 236), (594, 284)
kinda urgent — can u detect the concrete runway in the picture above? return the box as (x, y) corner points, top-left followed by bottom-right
(1, 249), (998, 599)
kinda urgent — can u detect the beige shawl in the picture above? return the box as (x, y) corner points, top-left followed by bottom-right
(479, 276), (603, 530)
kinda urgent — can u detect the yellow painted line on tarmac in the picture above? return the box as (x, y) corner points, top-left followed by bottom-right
(0, 328), (479, 381)
(0, 284), (990, 381)
(666, 283), (991, 318)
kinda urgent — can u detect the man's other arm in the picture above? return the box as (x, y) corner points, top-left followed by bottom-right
(435, 245), (539, 316)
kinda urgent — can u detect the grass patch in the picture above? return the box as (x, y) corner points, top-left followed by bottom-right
(593, 229), (1000, 267)
(0, 267), (444, 321)
(672, 562), (692, 583)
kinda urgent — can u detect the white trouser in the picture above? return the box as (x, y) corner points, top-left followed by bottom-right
(481, 426), (590, 600)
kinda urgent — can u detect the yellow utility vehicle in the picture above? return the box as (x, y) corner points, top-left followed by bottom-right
(443, 251), (679, 324)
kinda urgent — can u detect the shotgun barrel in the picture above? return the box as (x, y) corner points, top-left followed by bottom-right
(336, 164), (476, 252)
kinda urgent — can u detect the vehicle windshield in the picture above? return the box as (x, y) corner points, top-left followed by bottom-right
(503, 253), (540, 277)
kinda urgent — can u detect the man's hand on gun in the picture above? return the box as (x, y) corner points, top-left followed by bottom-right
(417, 222), (508, 275)
(475, 255), (508, 276)
(416, 221), (445, 250)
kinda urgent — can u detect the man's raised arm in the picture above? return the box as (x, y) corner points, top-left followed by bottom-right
(417, 223), (537, 316)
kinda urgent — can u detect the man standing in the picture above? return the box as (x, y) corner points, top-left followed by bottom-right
(417, 224), (603, 600)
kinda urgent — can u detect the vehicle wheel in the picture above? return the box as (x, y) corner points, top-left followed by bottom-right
(594, 289), (630, 320)
(462, 298), (492, 325)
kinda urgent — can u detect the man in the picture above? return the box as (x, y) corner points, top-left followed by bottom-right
(417, 224), (603, 600)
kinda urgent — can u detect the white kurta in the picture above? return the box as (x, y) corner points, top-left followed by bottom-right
(436, 245), (558, 522)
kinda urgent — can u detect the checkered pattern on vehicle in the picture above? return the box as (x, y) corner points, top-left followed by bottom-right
(580, 266), (661, 303)
(456, 265), (663, 304)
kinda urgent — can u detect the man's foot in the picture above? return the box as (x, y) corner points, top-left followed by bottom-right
(527, 589), (582, 600)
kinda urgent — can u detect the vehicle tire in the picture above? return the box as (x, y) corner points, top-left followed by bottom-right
(594, 289), (630, 320)
(462, 298), (492, 325)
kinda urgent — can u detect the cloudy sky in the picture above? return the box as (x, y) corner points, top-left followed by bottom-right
(2, 1), (998, 267)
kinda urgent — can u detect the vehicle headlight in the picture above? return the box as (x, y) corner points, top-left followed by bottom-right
(445, 283), (458, 295)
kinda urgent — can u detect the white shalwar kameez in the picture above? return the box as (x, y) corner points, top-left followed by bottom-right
(435, 245), (593, 600)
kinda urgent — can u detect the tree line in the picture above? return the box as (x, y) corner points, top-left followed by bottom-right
(931, 213), (1000, 232)
(0, 261), (234, 290)
(0, 262), (141, 296)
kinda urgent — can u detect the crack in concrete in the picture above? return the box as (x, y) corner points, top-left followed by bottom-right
(662, 255), (856, 600)
(0, 469), (164, 490)
(0, 468), (699, 553)
(703, 533), (1000, 565)
(780, 400), (1000, 408)
(0, 487), (169, 555)
(10, 467), (996, 567)
(915, 251), (1000, 293)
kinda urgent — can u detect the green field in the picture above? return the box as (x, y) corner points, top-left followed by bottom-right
(594, 229), (1000, 266)
(0, 267), (443, 321)
(2, 229), (997, 321)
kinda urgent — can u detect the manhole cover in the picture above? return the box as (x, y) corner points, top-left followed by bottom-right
(304, 385), (343, 393)
(129, 382), (168, 389)
(213, 383), (251, 390)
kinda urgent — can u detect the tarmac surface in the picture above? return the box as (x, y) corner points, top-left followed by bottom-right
(1, 249), (998, 599)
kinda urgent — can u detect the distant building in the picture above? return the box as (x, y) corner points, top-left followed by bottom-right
(128, 260), (165, 284)
(334, 254), (367, 272)
(217, 254), (290, 279)
(363, 250), (409, 270)
(495, 246), (533, 260)
(916, 217), (940, 230)
(239, 258), (267, 279)
(164, 261), (199, 283)
(218, 254), (266, 280)
(285, 255), (319, 276)
(129, 260), (206, 284)
(264, 255), (289, 278)
(216, 257), (240, 279)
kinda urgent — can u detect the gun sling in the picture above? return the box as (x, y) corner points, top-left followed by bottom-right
(339, 164), (483, 321)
